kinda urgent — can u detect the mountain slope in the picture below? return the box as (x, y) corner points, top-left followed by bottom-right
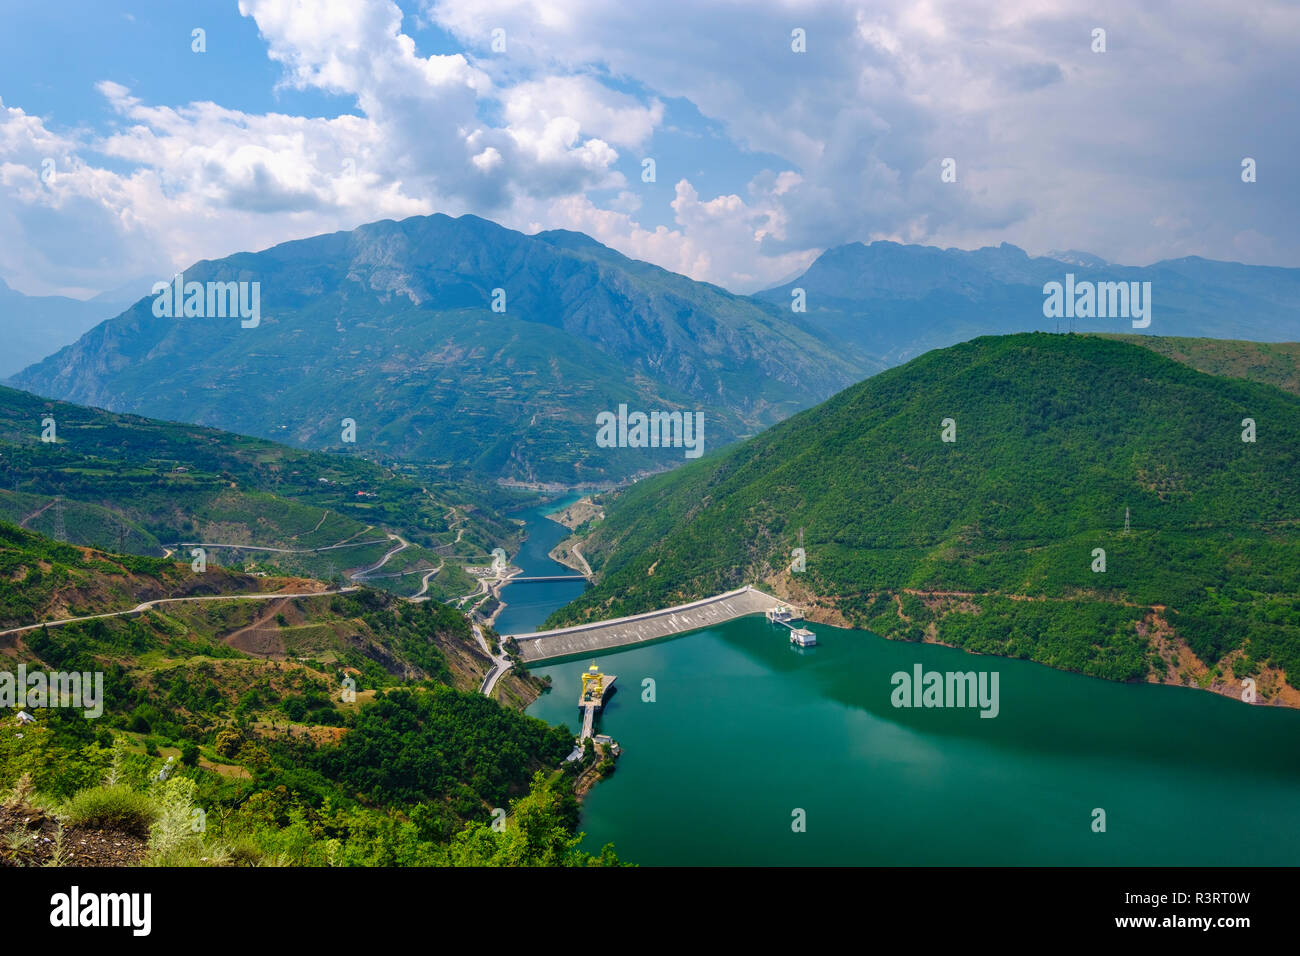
(0, 519), (522, 696)
(552, 333), (1300, 703)
(0, 520), (587, 863)
(0, 384), (524, 602)
(9, 214), (877, 483)
(756, 241), (1300, 366)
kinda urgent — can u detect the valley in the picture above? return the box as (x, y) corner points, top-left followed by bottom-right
(3, 212), (1300, 875)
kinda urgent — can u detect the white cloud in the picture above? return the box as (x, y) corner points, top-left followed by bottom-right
(426, 0), (1300, 273)
(503, 76), (663, 150)
(0, 0), (1297, 297)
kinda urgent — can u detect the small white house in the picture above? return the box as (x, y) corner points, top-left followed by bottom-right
(15, 711), (35, 725)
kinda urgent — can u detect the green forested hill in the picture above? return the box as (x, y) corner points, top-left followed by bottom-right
(0, 384), (525, 601)
(552, 333), (1300, 699)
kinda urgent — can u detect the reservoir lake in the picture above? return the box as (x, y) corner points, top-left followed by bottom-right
(502, 497), (1300, 865)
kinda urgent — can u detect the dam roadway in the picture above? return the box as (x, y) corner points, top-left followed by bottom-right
(506, 585), (789, 663)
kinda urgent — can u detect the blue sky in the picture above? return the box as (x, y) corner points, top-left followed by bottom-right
(1, 0), (1297, 297)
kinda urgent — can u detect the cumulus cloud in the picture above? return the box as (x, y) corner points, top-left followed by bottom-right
(0, 0), (658, 293)
(427, 0), (1300, 275)
(0, 0), (1296, 296)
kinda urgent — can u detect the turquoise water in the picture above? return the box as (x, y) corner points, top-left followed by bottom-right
(512, 502), (1300, 866)
(492, 494), (587, 637)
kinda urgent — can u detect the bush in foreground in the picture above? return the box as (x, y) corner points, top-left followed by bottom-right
(61, 784), (160, 837)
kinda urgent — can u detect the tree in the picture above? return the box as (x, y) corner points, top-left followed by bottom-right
(215, 729), (244, 757)
(439, 772), (621, 867)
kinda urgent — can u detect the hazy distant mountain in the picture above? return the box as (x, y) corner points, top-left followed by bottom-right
(0, 277), (151, 378)
(756, 241), (1300, 366)
(9, 215), (877, 483)
(1045, 250), (1109, 269)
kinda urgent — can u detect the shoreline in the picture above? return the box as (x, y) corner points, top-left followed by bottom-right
(547, 540), (592, 579)
(784, 586), (1300, 710)
(542, 572), (1300, 710)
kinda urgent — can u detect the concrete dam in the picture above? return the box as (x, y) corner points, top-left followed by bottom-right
(506, 585), (790, 663)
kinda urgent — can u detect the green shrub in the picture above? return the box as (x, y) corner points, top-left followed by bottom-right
(62, 784), (160, 837)
(222, 837), (265, 867)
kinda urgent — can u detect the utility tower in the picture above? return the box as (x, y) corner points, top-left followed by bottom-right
(52, 495), (67, 542)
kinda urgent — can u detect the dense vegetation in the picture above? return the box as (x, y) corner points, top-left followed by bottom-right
(0, 523), (618, 866)
(0, 384), (525, 600)
(0, 726), (617, 866)
(316, 689), (572, 809)
(553, 334), (1300, 694)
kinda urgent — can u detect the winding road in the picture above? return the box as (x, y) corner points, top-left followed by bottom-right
(161, 539), (388, 555)
(474, 622), (514, 697)
(0, 587), (360, 638)
(347, 534), (409, 581)
(13, 522), (517, 698)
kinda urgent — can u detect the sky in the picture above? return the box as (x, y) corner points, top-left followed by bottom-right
(0, 0), (1297, 298)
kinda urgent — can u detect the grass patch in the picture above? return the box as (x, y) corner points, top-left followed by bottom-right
(61, 784), (160, 837)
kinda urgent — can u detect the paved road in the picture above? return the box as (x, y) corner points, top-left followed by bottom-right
(350, 534), (408, 579)
(407, 562), (445, 602)
(160, 539), (388, 554)
(0, 587), (359, 638)
(474, 622), (514, 697)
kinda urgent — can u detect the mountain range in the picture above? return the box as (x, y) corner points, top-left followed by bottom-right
(755, 241), (1300, 365)
(8, 216), (1300, 484)
(8, 215), (873, 484)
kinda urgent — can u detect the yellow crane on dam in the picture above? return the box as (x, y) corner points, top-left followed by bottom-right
(579, 662), (617, 740)
(580, 662), (606, 704)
